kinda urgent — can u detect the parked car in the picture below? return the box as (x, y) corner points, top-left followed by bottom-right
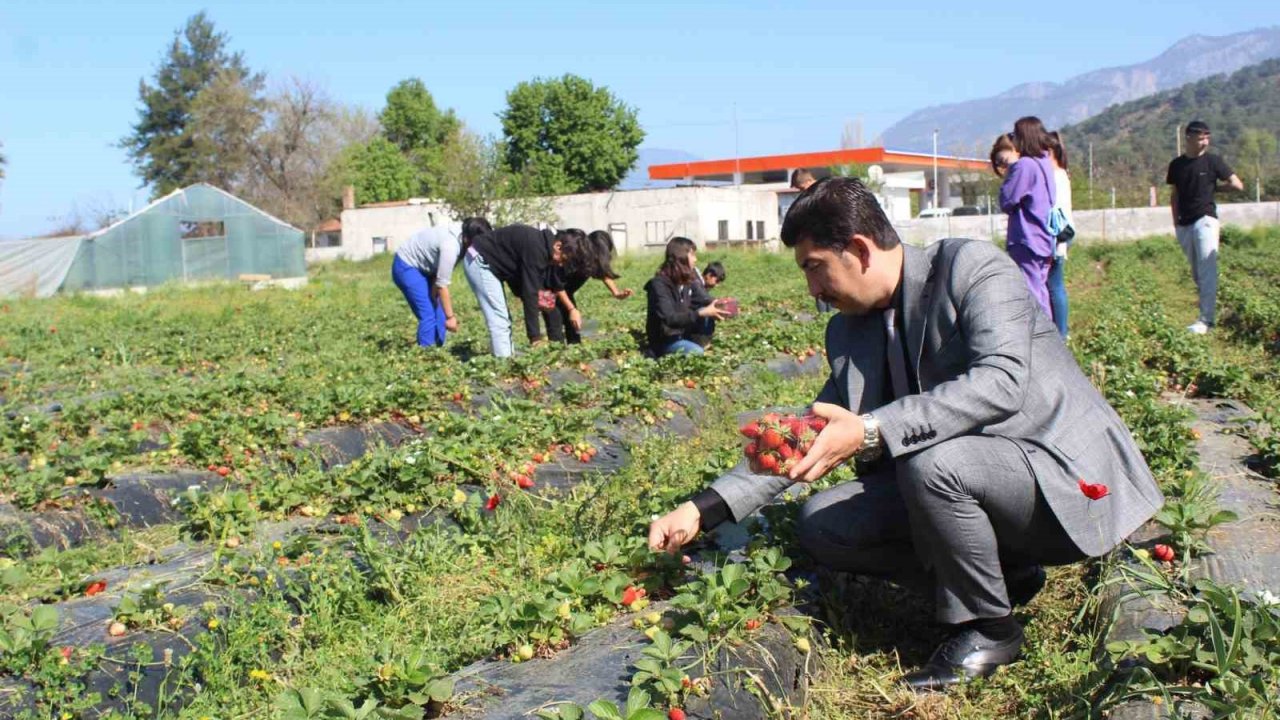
(917, 207), (953, 218)
(952, 205), (983, 216)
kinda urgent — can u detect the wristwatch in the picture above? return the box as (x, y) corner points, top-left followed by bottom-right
(859, 413), (883, 461)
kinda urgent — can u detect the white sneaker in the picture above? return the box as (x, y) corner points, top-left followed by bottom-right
(1187, 321), (1210, 335)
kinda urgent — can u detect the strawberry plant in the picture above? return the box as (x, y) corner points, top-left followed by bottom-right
(175, 486), (259, 542)
(0, 603), (59, 675)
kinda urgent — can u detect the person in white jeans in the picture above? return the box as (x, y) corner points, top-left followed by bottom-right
(1166, 121), (1243, 334)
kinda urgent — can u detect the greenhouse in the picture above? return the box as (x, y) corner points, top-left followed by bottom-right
(0, 183), (306, 298)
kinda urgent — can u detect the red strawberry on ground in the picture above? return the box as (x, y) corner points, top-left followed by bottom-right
(1153, 544), (1175, 562)
(85, 580), (107, 597)
(216, 466), (231, 477)
(669, 710), (686, 720)
(745, 618), (761, 631)
(485, 494), (501, 511)
(621, 586), (641, 606)
(516, 475), (535, 490)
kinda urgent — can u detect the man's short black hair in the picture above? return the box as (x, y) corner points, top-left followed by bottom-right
(780, 176), (900, 251)
(702, 261), (726, 282)
(1185, 120), (1211, 136)
(461, 217), (492, 243)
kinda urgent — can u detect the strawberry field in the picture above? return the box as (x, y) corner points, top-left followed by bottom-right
(1, 226), (1278, 719)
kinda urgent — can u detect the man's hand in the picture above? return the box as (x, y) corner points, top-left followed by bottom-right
(568, 308), (583, 331)
(445, 316), (459, 332)
(787, 402), (865, 483)
(648, 501), (701, 554)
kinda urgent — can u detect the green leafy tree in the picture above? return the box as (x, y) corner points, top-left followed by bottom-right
(119, 12), (261, 196)
(336, 136), (419, 205)
(436, 129), (557, 227)
(379, 78), (459, 193)
(1237, 128), (1278, 200)
(187, 68), (265, 191)
(500, 74), (644, 194)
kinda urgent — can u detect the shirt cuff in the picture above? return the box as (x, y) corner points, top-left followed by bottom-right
(690, 488), (730, 532)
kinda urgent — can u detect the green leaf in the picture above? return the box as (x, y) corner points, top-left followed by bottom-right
(624, 687), (651, 717)
(426, 677), (454, 703)
(31, 605), (58, 633)
(626, 710), (667, 720)
(586, 700), (624, 720)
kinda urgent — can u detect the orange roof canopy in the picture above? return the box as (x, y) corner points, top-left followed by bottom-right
(649, 147), (988, 180)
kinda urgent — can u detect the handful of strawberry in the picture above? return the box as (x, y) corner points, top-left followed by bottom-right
(740, 411), (827, 476)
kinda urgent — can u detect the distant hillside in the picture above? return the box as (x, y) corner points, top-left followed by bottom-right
(1059, 58), (1280, 208)
(881, 26), (1280, 155)
(618, 148), (701, 190)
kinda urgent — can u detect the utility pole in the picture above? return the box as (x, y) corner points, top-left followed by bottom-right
(932, 128), (939, 210)
(1088, 143), (1094, 210)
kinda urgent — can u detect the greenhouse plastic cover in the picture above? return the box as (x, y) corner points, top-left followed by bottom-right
(2, 184), (305, 298)
(0, 235), (84, 299)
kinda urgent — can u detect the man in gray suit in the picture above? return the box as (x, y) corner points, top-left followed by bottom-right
(648, 177), (1163, 691)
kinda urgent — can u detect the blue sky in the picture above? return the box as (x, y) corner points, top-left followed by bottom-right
(1, 1), (1275, 238)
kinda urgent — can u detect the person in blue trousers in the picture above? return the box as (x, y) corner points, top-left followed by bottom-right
(391, 225), (460, 347)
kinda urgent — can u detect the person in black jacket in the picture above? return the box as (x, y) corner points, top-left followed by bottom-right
(644, 237), (727, 357)
(461, 218), (587, 357)
(543, 229), (634, 344)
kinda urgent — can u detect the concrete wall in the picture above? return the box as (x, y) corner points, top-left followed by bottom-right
(330, 201), (455, 263)
(894, 201), (1280, 246)
(328, 187), (779, 263)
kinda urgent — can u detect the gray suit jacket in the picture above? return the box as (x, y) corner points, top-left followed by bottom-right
(711, 238), (1163, 556)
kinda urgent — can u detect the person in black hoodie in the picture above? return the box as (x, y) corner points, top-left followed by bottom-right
(644, 237), (728, 357)
(461, 218), (587, 357)
(544, 229), (634, 344)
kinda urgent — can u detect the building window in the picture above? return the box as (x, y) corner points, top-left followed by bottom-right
(607, 223), (628, 249)
(644, 220), (673, 246)
(718, 220), (728, 241)
(746, 221), (754, 240)
(756, 221), (765, 240)
(308, 232), (342, 249)
(372, 236), (389, 254)
(180, 221), (225, 239)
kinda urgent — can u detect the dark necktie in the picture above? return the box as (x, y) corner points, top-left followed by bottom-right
(884, 308), (910, 399)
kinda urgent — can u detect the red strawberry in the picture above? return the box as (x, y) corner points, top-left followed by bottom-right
(761, 429), (785, 450)
(621, 586), (641, 606)
(807, 416), (828, 432)
(745, 618), (761, 631)
(578, 452), (591, 463)
(85, 580), (107, 597)
(60, 646), (73, 660)
(740, 422), (761, 439)
(216, 466), (231, 477)
(452, 392), (464, 402)
(668, 710), (686, 720)
(744, 441), (759, 457)
(777, 443), (795, 460)
(516, 475), (535, 490)
(758, 453), (779, 473)
(485, 494), (501, 511)
(684, 379), (697, 389)
(1153, 544), (1175, 562)
(761, 413), (781, 425)
(787, 418), (807, 437)
(532, 452), (545, 463)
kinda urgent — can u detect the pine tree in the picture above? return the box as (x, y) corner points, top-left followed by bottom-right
(119, 12), (261, 196)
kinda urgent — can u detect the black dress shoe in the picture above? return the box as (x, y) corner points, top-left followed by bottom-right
(901, 625), (1025, 692)
(1006, 565), (1046, 607)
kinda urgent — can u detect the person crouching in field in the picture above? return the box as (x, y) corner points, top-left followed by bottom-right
(391, 225), (461, 347)
(543, 229), (634, 345)
(644, 237), (729, 357)
(461, 218), (589, 358)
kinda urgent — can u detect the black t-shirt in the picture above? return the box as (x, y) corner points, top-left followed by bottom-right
(1166, 153), (1233, 226)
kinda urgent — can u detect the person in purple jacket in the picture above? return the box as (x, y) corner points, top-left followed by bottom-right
(999, 116), (1057, 319)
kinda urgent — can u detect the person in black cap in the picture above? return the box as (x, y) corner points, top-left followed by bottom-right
(1166, 120), (1243, 334)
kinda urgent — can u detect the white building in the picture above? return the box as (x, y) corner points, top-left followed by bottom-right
(324, 185), (780, 263)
